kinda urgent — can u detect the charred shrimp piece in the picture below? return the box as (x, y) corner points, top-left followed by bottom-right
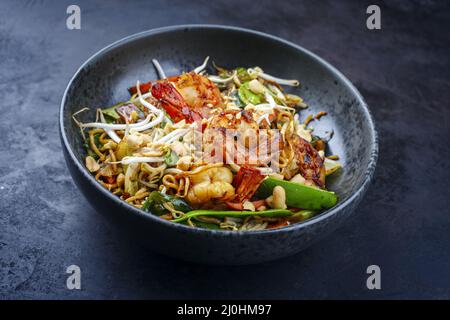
(130, 72), (224, 123)
(291, 134), (326, 188)
(171, 72), (224, 118)
(205, 110), (263, 165)
(151, 81), (203, 123)
(205, 110), (283, 168)
(231, 166), (266, 203)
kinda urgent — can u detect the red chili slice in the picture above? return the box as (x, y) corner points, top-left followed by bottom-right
(128, 81), (152, 95)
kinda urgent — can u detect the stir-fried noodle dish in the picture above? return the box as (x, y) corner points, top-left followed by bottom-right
(73, 57), (342, 231)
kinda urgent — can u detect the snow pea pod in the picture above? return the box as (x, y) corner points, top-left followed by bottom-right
(256, 178), (337, 210)
(238, 82), (263, 105)
(171, 208), (293, 223)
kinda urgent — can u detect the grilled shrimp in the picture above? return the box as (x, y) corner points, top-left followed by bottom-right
(130, 72), (224, 123)
(151, 81), (203, 123)
(186, 166), (235, 205)
(207, 110), (259, 154)
(291, 134), (325, 188)
(207, 109), (258, 132)
(171, 72), (224, 118)
(205, 110), (260, 165)
(205, 110), (282, 167)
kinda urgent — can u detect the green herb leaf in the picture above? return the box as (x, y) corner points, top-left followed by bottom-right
(142, 191), (192, 216)
(192, 220), (221, 230)
(83, 143), (99, 160)
(164, 150), (179, 166)
(236, 67), (252, 82)
(102, 105), (120, 120)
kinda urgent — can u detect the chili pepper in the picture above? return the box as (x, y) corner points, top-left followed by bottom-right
(255, 177), (337, 210)
(128, 81), (152, 95)
(104, 176), (115, 184)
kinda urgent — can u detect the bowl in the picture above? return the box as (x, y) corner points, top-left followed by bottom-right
(60, 25), (378, 265)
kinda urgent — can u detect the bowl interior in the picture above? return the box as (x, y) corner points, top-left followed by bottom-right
(62, 26), (376, 222)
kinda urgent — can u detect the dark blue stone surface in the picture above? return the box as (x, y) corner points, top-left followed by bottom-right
(0, 0), (449, 299)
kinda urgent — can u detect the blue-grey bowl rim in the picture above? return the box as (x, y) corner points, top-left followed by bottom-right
(59, 24), (379, 236)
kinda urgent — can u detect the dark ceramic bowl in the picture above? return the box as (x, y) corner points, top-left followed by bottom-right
(60, 25), (377, 265)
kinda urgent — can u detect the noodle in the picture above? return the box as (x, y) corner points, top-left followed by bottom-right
(89, 129), (106, 160)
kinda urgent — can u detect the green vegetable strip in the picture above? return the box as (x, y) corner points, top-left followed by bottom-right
(142, 191), (192, 216)
(291, 210), (315, 221)
(191, 220), (221, 230)
(171, 209), (293, 223)
(102, 106), (120, 120)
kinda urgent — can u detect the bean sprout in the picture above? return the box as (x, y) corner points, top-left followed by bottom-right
(155, 123), (195, 144)
(99, 110), (121, 143)
(193, 56), (210, 73)
(152, 59), (166, 79)
(248, 67), (299, 86)
(208, 71), (237, 83)
(80, 114), (152, 130)
(117, 156), (165, 165)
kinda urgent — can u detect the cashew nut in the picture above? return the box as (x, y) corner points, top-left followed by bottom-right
(290, 173), (306, 184)
(176, 156), (192, 171)
(272, 186), (287, 209)
(248, 79), (266, 94)
(116, 173), (125, 187)
(171, 141), (188, 156)
(85, 156), (100, 172)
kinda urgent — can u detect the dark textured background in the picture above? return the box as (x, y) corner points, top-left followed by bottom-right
(0, 0), (449, 299)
